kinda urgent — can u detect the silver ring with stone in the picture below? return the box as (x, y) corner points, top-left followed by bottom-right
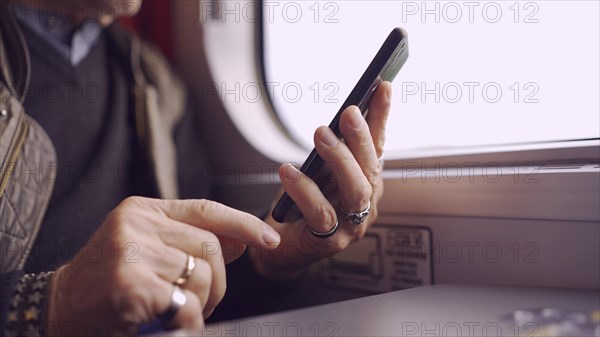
(339, 201), (371, 226)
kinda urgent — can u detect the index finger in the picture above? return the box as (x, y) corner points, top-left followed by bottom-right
(366, 81), (392, 157)
(134, 197), (281, 249)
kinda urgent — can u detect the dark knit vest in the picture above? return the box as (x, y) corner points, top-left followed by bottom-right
(18, 22), (147, 274)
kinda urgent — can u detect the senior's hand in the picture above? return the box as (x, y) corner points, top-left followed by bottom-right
(255, 82), (391, 279)
(44, 197), (280, 336)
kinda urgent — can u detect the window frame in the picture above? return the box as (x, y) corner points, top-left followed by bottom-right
(257, 1), (600, 166)
(199, 0), (599, 175)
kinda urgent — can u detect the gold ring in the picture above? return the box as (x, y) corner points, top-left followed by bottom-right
(174, 254), (195, 286)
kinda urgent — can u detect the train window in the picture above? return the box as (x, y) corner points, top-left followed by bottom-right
(263, 1), (599, 156)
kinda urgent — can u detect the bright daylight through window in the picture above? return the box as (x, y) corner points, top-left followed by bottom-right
(263, 1), (600, 156)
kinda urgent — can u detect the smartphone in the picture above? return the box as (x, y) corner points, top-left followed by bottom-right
(271, 27), (409, 223)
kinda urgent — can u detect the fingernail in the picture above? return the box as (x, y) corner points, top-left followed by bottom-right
(284, 163), (300, 182)
(320, 128), (339, 147)
(349, 106), (364, 129)
(261, 224), (281, 247)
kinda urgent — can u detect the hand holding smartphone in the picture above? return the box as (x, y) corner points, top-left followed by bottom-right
(272, 28), (409, 223)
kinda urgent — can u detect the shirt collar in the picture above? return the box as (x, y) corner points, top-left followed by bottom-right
(11, 3), (102, 66)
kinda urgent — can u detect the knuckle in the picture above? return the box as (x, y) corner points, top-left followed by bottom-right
(369, 164), (383, 182)
(200, 234), (222, 258)
(105, 211), (131, 239)
(316, 204), (336, 226)
(340, 155), (355, 169)
(359, 136), (372, 149)
(349, 182), (372, 207)
(207, 232), (221, 248)
(107, 207), (128, 225)
(107, 199), (149, 235)
(192, 199), (222, 218)
(361, 183), (373, 201)
(104, 211), (145, 245)
(119, 196), (145, 209)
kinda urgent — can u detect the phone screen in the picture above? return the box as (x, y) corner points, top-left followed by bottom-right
(272, 28), (409, 223)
